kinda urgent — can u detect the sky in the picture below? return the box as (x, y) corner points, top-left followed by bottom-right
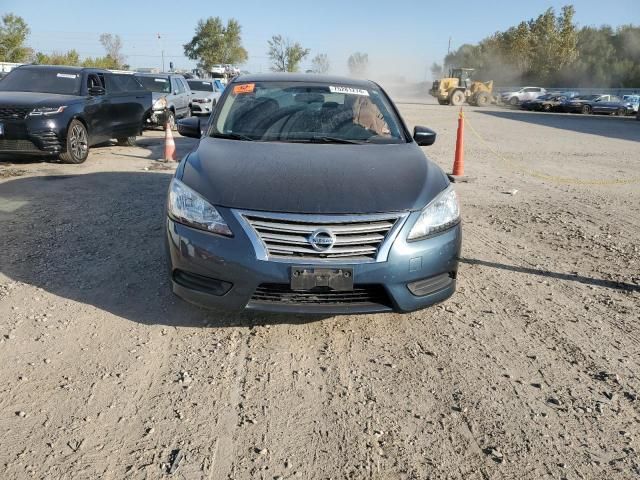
(3, 0), (639, 80)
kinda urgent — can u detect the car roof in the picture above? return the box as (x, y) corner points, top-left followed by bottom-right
(16, 64), (107, 73)
(134, 72), (184, 78)
(232, 72), (377, 88)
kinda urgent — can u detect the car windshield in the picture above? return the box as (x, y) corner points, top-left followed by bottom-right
(136, 76), (171, 93)
(0, 68), (81, 95)
(187, 80), (214, 92)
(575, 95), (599, 101)
(212, 81), (406, 144)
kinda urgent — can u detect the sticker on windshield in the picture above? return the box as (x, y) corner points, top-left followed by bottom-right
(329, 86), (369, 96)
(154, 78), (168, 83)
(233, 83), (255, 94)
(56, 73), (78, 79)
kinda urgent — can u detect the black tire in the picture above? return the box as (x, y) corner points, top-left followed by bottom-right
(581, 104), (592, 115)
(163, 110), (176, 131)
(614, 107), (626, 116)
(542, 104), (551, 112)
(475, 92), (490, 107)
(437, 99), (449, 105)
(450, 90), (465, 106)
(509, 97), (519, 106)
(116, 136), (137, 147)
(59, 119), (89, 164)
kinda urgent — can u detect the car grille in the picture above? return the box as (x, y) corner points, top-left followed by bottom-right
(0, 107), (30, 120)
(0, 139), (40, 152)
(241, 212), (402, 262)
(251, 283), (391, 307)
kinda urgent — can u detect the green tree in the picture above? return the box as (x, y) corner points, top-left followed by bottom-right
(33, 50), (81, 66)
(184, 17), (248, 71)
(311, 53), (330, 74)
(0, 13), (31, 62)
(347, 52), (368, 77)
(267, 35), (310, 72)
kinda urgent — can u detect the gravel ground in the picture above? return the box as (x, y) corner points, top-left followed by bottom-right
(0, 106), (639, 480)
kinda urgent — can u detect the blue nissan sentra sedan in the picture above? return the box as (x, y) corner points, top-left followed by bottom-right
(167, 73), (462, 314)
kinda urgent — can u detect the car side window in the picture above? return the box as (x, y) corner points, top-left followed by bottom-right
(172, 78), (185, 95)
(105, 74), (124, 93)
(180, 79), (190, 92)
(87, 73), (102, 90)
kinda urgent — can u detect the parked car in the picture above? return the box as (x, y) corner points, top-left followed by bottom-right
(622, 95), (639, 114)
(169, 73), (461, 314)
(501, 87), (546, 106)
(186, 79), (223, 116)
(525, 93), (571, 112)
(563, 94), (628, 115)
(134, 72), (192, 129)
(210, 64), (226, 77)
(0, 65), (151, 163)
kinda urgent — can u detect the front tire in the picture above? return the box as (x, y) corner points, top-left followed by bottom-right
(509, 97), (519, 106)
(450, 90), (465, 106)
(117, 136), (137, 147)
(475, 92), (491, 107)
(581, 104), (592, 115)
(59, 119), (89, 164)
(163, 110), (176, 131)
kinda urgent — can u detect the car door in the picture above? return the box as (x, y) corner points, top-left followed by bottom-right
(83, 72), (111, 145)
(171, 77), (187, 118)
(107, 74), (149, 138)
(593, 95), (611, 113)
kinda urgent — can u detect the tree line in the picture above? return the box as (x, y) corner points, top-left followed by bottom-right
(431, 5), (640, 88)
(0, 14), (128, 69)
(0, 12), (371, 77)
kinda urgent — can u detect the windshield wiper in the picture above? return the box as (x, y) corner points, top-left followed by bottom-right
(307, 136), (366, 144)
(212, 132), (254, 141)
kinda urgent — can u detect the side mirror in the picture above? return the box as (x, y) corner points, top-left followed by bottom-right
(177, 116), (202, 138)
(89, 86), (106, 96)
(413, 126), (436, 146)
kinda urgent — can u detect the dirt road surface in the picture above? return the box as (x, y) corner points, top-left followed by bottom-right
(1, 107), (639, 480)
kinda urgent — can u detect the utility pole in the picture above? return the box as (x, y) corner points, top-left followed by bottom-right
(445, 36), (452, 75)
(157, 33), (165, 72)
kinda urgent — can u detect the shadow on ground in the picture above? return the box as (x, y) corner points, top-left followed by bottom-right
(461, 258), (639, 292)
(477, 109), (640, 143)
(0, 172), (324, 328)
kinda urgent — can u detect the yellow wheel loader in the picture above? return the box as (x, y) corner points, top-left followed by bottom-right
(430, 68), (494, 107)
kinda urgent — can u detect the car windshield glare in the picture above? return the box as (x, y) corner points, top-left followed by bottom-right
(137, 76), (171, 93)
(187, 80), (214, 92)
(211, 81), (406, 144)
(0, 69), (81, 95)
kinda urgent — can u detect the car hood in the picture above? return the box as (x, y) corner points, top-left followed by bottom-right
(180, 138), (449, 214)
(0, 91), (83, 107)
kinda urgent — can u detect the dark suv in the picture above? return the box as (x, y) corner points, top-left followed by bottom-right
(0, 65), (151, 163)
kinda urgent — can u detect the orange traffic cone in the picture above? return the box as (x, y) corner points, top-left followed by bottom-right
(164, 119), (176, 162)
(451, 108), (464, 177)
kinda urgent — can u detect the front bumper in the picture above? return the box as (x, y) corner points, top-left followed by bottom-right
(146, 109), (169, 127)
(166, 209), (462, 314)
(191, 103), (213, 115)
(0, 116), (65, 155)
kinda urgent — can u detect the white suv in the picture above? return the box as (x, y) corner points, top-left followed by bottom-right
(501, 87), (546, 106)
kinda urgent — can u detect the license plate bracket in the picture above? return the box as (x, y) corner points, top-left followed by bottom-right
(290, 267), (354, 291)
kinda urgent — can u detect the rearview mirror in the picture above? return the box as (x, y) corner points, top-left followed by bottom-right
(413, 126), (436, 146)
(177, 117), (202, 138)
(88, 86), (105, 96)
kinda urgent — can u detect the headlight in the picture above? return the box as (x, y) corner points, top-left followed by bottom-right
(168, 179), (232, 236)
(153, 97), (167, 110)
(29, 106), (66, 116)
(408, 186), (460, 240)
